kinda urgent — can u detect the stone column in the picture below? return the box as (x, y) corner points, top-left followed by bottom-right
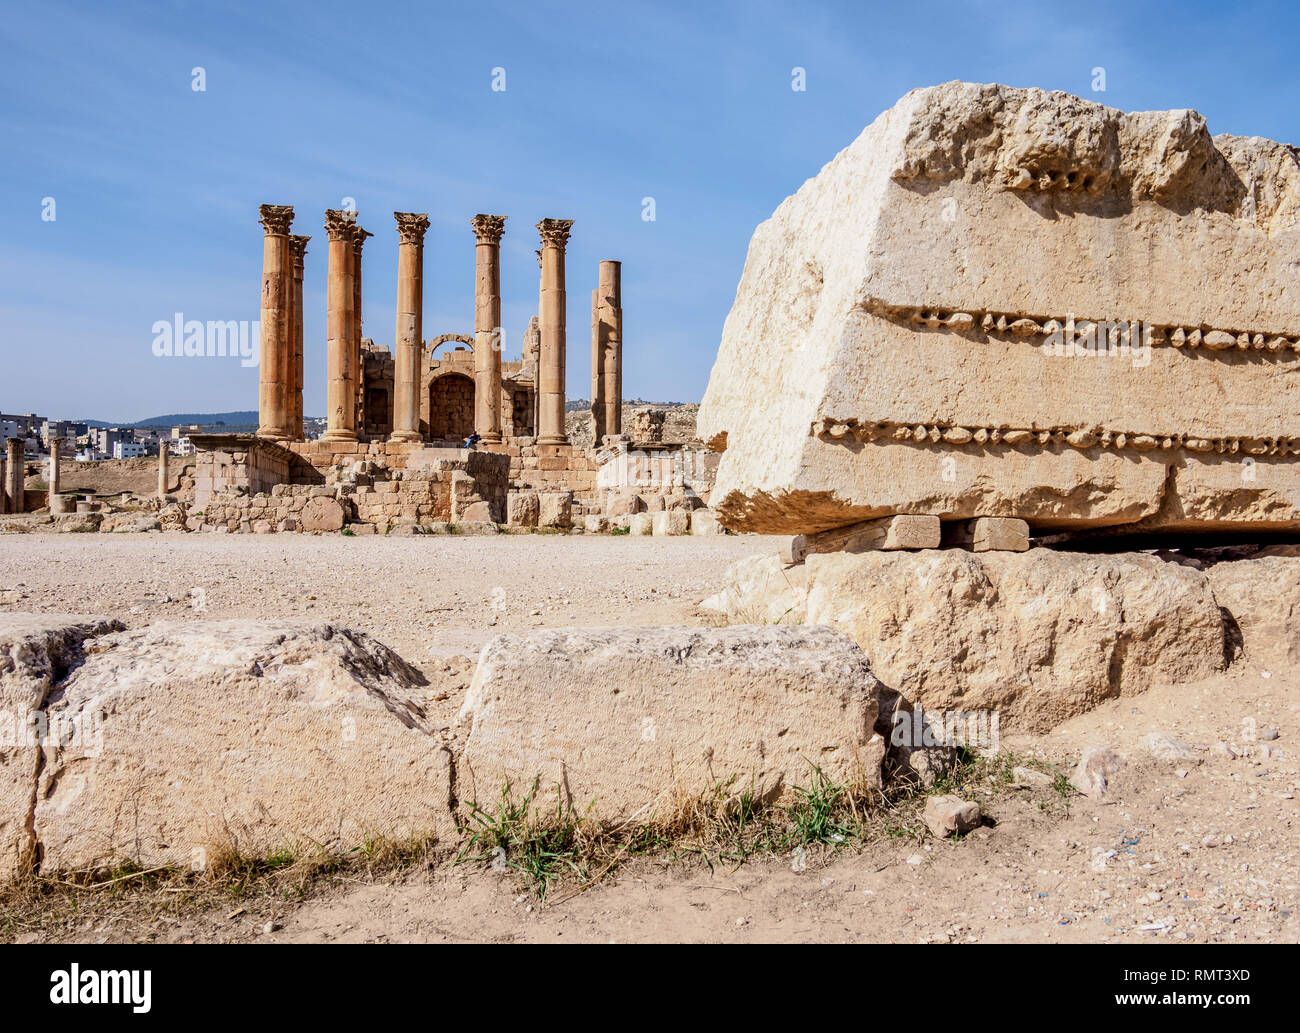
(0, 451), (5, 514)
(598, 260), (623, 439)
(471, 214), (507, 442)
(288, 235), (310, 439)
(536, 218), (574, 446)
(48, 438), (62, 498)
(391, 212), (430, 443)
(323, 210), (358, 442)
(351, 226), (373, 436)
(158, 439), (169, 497)
(6, 438), (24, 514)
(257, 204), (294, 440)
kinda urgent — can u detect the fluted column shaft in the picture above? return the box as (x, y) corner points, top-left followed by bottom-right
(351, 226), (372, 435)
(288, 235), (309, 439)
(257, 204), (294, 439)
(391, 212), (430, 443)
(6, 438), (24, 514)
(48, 438), (62, 497)
(472, 214), (507, 442)
(157, 439), (168, 497)
(323, 210), (358, 442)
(598, 260), (623, 438)
(536, 218), (574, 446)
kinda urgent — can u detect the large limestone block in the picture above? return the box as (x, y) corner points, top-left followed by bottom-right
(803, 549), (1226, 733)
(699, 81), (1300, 534)
(31, 621), (456, 875)
(456, 626), (883, 823)
(699, 554), (808, 625)
(300, 496), (345, 532)
(507, 491), (539, 527)
(0, 615), (123, 882)
(1205, 551), (1300, 664)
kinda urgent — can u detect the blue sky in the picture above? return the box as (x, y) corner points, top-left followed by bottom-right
(2, 0), (1298, 422)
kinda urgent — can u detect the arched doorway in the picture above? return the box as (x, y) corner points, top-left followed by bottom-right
(429, 373), (475, 440)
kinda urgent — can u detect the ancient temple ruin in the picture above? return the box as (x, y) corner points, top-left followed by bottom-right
(167, 205), (717, 535)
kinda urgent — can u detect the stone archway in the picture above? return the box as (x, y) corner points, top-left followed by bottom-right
(429, 372), (475, 440)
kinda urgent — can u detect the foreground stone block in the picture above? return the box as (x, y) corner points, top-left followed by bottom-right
(538, 491), (573, 529)
(651, 510), (689, 536)
(698, 81), (1300, 535)
(300, 496), (345, 532)
(690, 510), (725, 535)
(457, 626), (883, 823)
(922, 795), (981, 838)
(970, 517), (1030, 553)
(507, 491), (539, 528)
(629, 512), (654, 536)
(1205, 549), (1300, 664)
(31, 621), (456, 875)
(804, 549), (1226, 733)
(0, 615), (124, 882)
(785, 514), (940, 563)
(699, 554), (808, 625)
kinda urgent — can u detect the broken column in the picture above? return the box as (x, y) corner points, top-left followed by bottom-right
(48, 438), (61, 498)
(288, 234), (309, 439)
(591, 260), (623, 443)
(256, 204), (294, 440)
(391, 212), (430, 443)
(157, 439), (169, 497)
(6, 438), (24, 514)
(322, 210), (358, 442)
(536, 218), (574, 446)
(471, 214), (507, 443)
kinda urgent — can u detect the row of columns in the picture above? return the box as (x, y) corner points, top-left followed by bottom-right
(258, 205), (616, 447)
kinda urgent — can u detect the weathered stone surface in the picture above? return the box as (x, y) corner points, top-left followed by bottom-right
(699, 554), (807, 625)
(698, 81), (1300, 535)
(300, 496), (345, 532)
(651, 510), (689, 536)
(1073, 746), (1125, 799)
(0, 615), (124, 882)
(507, 491), (539, 528)
(456, 626), (884, 823)
(1205, 552), (1300, 664)
(629, 512), (654, 536)
(799, 549), (1226, 733)
(690, 509), (724, 536)
(538, 491), (572, 529)
(922, 795), (981, 838)
(970, 517), (1030, 553)
(31, 621), (455, 875)
(786, 514), (940, 563)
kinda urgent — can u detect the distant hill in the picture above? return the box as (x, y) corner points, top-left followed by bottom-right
(75, 411), (260, 429)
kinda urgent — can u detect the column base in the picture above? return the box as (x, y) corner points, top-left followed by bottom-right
(536, 435), (568, 446)
(389, 430), (423, 444)
(321, 430), (359, 443)
(481, 432), (503, 444)
(257, 427), (290, 441)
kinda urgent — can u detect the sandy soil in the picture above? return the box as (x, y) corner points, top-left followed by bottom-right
(2, 532), (1297, 943)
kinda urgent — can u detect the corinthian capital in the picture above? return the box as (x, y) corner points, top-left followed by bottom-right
(351, 225), (374, 254)
(395, 212), (430, 246)
(289, 235), (310, 263)
(324, 208), (357, 241)
(258, 204), (294, 236)
(536, 218), (574, 249)
(471, 213), (507, 246)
